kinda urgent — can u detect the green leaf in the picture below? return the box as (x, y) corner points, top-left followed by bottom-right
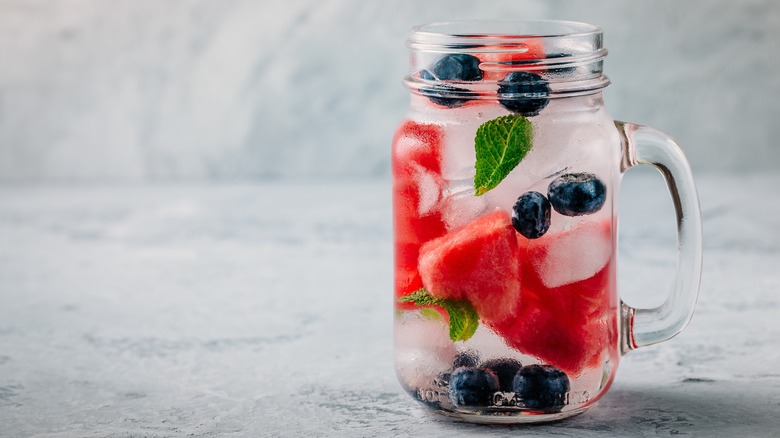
(399, 288), (439, 306)
(398, 288), (479, 342)
(474, 115), (533, 195)
(440, 299), (479, 342)
(418, 307), (445, 322)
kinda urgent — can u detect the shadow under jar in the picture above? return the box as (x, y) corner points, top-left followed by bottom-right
(392, 20), (702, 424)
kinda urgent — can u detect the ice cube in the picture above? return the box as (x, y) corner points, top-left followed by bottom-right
(438, 103), (507, 182)
(529, 219), (612, 288)
(438, 179), (488, 230)
(395, 313), (457, 390)
(414, 164), (442, 216)
(440, 197), (488, 230)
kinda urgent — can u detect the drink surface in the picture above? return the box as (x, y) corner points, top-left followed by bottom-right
(393, 48), (622, 419)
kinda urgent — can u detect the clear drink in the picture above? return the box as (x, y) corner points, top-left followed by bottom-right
(393, 21), (702, 424)
(393, 95), (621, 420)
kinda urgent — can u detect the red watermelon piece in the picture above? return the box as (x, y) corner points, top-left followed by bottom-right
(490, 296), (593, 374)
(488, 219), (616, 375)
(392, 121), (447, 308)
(418, 209), (521, 324)
(535, 264), (612, 325)
(393, 173), (446, 245)
(488, 289), (614, 375)
(392, 120), (443, 174)
(476, 38), (546, 81)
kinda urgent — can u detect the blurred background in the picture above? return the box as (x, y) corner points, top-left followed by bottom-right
(0, 0), (778, 183)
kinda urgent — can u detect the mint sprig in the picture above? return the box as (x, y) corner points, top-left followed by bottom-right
(399, 289), (479, 342)
(474, 114), (533, 195)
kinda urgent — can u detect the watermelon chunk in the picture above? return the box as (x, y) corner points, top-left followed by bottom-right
(392, 120), (443, 174)
(490, 289), (616, 376)
(393, 174), (446, 245)
(533, 263), (612, 325)
(490, 296), (591, 374)
(476, 38), (546, 81)
(520, 220), (614, 324)
(392, 121), (447, 306)
(488, 219), (616, 375)
(418, 209), (521, 324)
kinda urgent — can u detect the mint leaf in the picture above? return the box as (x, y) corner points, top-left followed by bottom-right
(399, 288), (439, 306)
(399, 288), (479, 342)
(440, 299), (479, 342)
(474, 115), (533, 195)
(418, 307), (445, 322)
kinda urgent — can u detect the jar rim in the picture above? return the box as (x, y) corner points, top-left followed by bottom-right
(409, 20), (603, 53)
(405, 19), (610, 98)
(412, 19), (602, 39)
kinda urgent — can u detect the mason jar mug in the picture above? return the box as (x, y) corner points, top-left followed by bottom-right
(392, 20), (702, 423)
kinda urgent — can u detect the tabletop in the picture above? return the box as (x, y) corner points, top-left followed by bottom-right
(1, 171), (779, 437)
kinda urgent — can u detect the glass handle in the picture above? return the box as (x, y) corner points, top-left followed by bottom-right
(616, 121), (703, 353)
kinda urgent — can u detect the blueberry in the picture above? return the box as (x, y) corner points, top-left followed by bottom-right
(449, 367), (500, 407)
(453, 350), (479, 368)
(497, 71), (550, 116)
(481, 358), (523, 392)
(419, 69), (436, 81)
(420, 69), (464, 108)
(439, 350), (480, 386)
(512, 191), (552, 239)
(512, 364), (570, 411)
(547, 173), (607, 216)
(419, 54), (483, 108)
(429, 54), (483, 81)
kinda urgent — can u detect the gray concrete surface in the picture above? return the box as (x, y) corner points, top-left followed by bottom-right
(0, 172), (778, 436)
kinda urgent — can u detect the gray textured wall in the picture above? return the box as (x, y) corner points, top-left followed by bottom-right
(0, 0), (778, 182)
